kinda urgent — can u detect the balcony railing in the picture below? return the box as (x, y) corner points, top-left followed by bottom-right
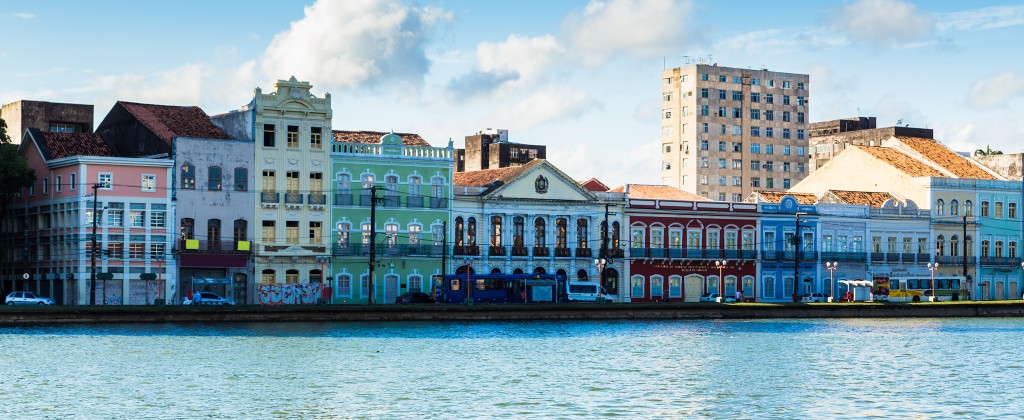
(533, 247), (550, 257)
(575, 248), (592, 258)
(555, 247), (572, 257)
(334, 193), (353, 206)
(608, 248), (624, 258)
(285, 193), (304, 205)
(407, 195), (424, 208)
(511, 246), (529, 256)
(489, 245), (506, 256)
(979, 256), (1018, 266)
(261, 192), (279, 203)
(430, 197), (447, 209)
(332, 243), (443, 257)
(453, 245), (480, 256)
(382, 195), (400, 207)
(308, 194), (327, 205)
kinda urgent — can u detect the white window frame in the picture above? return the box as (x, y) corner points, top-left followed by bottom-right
(141, 174), (156, 192)
(98, 172), (113, 190)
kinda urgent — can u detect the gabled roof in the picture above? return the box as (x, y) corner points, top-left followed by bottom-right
(453, 161), (539, 187)
(857, 146), (946, 177)
(114, 101), (230, 144)
(825, 190), (896, 207)
(578, 178), (610, 192)
(24, 128), (113, 160)
(894, 136), (999, 180)
(610, 184), (707, 201)
(332, 130), (430, 147)
(750, 191), (818, 204)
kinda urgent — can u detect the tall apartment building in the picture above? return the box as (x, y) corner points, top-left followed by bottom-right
(660, 65), (810, 201)
(808, 116), (933, 172)
(455, 128), (545, 172)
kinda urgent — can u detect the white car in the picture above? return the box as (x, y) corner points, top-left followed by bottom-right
(801, 293), (830, 302)
(699, 293), (737, 302)
(5, 291), (55, 305)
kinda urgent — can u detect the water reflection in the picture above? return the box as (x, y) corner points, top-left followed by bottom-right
(1, 318), (1023, 418)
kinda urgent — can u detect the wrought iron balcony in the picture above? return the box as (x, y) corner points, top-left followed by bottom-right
(260, 192), (279, 203)
(489, 245), (506, 256)
(334, 193), (353, 206)
(532, 246), (550, 257)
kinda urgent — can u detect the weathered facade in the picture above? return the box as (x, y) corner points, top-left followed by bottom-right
(808, 116), (934, 172)
(455, 128), (546, 172)
(172, 137), (255, 304)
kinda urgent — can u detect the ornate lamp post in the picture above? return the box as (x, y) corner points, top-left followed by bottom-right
(714, 260), (727, 302)
(594, 258), (607, 300)
(927, 262), (939, 302)
(826, 261), (838, 302)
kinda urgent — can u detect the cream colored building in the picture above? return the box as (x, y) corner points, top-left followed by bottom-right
(660, 64), (809, 202)
(213, 77), (333, 285)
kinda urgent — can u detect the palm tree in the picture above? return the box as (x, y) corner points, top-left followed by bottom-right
(974, 145), (1003, 157)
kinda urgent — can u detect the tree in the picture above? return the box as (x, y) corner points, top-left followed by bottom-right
(0, 117), (37, 248)
(974, 145), (1003, 157)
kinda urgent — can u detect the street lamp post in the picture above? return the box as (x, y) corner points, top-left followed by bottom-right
(714, 260), (727, 302)
(463, 258), (473, 304)
(594, 258), (607, 301)
(927, 262), (939, 302)
(826, 262), (838, 302)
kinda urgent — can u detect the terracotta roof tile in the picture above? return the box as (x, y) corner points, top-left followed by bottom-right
(612, 184), (708, 200)
(36, 131), (113, 159)
(579, 178), (610, 192)
(753, 191), (818, 204)
(896, 136), (998, 180)
(453, 160), (543, 187)
(118, 101), (230, 144)
(332, 130), (431, 147)
(828, 190), (895, 207)
(858, 146), (946, 177)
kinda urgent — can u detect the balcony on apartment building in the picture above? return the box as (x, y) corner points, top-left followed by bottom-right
(632, 247), (759, 261)
(978, 256), (1020, 266)
(334, 192), (448, 209)
(284, 192), (304, 209)
(178, 239), (253, 254)
(331, 243), (443, 258)
(453, 245), (480, 256)
(261, 192), (280, 208)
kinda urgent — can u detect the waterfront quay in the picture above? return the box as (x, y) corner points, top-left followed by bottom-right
(4, 301), (1024, 324)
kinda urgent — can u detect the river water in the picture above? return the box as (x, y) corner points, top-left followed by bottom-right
(1, 318), (1022, 418)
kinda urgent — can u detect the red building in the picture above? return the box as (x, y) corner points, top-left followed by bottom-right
(618, 185), (759, 302)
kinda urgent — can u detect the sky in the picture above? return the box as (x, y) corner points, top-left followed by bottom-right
(2, 0), (1023, 188)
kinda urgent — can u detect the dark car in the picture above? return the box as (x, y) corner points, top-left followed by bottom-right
(395, 292), (434, 304)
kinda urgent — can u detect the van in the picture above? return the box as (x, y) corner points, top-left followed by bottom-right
(566, 281), (613, 303)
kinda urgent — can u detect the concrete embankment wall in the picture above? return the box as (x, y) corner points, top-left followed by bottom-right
(4, 302), (1024, 324)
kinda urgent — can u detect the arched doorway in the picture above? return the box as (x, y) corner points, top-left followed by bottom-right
(576, 269), (588, 281)
(455, 266), (475, 275)
(512, 268), (524, 275)
(533, 267), (546, 274)
(490, 267), (502, 274)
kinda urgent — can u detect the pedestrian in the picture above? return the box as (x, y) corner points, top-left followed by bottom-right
(736, 290), (742, 302)
(193, 290), (202, 305)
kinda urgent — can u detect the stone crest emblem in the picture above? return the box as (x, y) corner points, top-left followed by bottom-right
(535, 175), (548, 194)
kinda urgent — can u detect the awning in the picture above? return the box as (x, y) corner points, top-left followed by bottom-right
(839, 280), (873, 288)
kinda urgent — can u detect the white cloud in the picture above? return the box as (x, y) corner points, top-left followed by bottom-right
(830, 0), (933, 46)
(13, 12), (35, 19)
(715, 26), (849, 55)
(260, 0), (451, 90)
(937, 5), (1024, 32)
(966, 71), (1024, 109)
(563, 0), (695, 65)
(444, 34), (562, 101)
(492, 86), (599, 129)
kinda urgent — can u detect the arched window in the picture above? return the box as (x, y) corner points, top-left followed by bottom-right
(935, 199), (945, 216)
(577, 269), (588, 281)
(181, 163), (195, 189)
(337, 274), (352, 297)
(208, 166), (222, 191)
(261, 269), (275, 284)
(384, 174), (399, 207)
(285, 269), (299, 284)
(534, 218), (546, 247)
(965, 200), (973, 216)
(950, 199), (959, 216)
(408, 224), (421, 246)
(233, 219), (247, 242)
(491, 216), (502, 247)
(533, 266), (546, 274)
(513, 217), (525, 247)
(981, 239), (990, 257)
(207, 219), (221, 250)
(612, 221), (621, 248)
(467, 217), (477, 247)
(180, 218), (195, 250)
(950, 235), (960, 257)
(935, 235), (945, 256)
(336, 173), (352, 205)
(965, 235), (973, 256)
(577, 219), (589, 250)
(556, 218), (568, 250)
(490, 268), (502, 274)
(454, 217), (464, 248)
(995, 240), (1005, 257)
(337, 222), (351, 247)
(310, 269), (322, 284)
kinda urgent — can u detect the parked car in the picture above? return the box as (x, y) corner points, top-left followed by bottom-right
(5, 291), (55, 305)
(395, 292), (435, 304)
(801, 293), (830, 302)
(185, 292), (234, 305)
(699, 293), (736, 302)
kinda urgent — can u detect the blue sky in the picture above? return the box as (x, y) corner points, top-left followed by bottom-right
(2, 0), (1023, 188)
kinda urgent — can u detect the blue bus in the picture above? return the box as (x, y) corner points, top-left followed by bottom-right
(438, 273), (567, 304)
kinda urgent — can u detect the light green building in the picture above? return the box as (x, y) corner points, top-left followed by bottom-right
(330, 131), (453, 304)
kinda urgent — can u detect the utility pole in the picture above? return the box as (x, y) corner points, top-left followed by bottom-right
(441, 220), (447, 281)
(367, 186), (383, 305)
(962, 215), (968, 280)
(793, 212), (803, 302)
(90, 183), (99, 306)
(600, 204), (610, 290)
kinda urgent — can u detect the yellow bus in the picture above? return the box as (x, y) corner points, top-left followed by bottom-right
(873, 275), (965, 302)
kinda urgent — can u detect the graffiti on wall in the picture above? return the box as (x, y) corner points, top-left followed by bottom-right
(257, 283), (323, 305)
